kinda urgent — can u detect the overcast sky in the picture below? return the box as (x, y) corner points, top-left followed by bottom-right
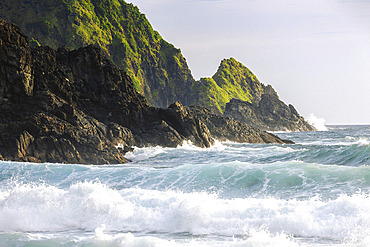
(127, 0), (370, 124)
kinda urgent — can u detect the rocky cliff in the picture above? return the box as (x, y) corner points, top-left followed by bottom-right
(187, 106), (294, 144)
(224, 89), (315, 132)
(0, 0), (195, 108)
(0, 18), (213, 164)
(190, 58), (264, 114)
(192, 58), (315, 131)
(0, 0), (315, 132)
(0, 18), (290, 164)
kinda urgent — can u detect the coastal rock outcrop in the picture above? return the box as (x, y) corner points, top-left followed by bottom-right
(0, 18), (213, 164)
(224, 86), (315, 132)
(187, 106), (294, 144)
(137, 102), (214, 148)
(189, 58), (315, 132)
(0, 18), (293, 164)
(0, 1), (314, 133)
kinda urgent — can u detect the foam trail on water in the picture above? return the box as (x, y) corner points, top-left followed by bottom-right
(2, 126), (370, 246)
(307, 113), (328, 131)
(93, 227), (299, 247)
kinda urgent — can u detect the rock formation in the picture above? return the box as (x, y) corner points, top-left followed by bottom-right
(190, 58), (264, 114)
(192, 58), (315, 132)
(0, 0), (195, 108)
(0, 18), (290, 164)
(187, 106), (294, 144)
(0, 18), (212, 164)
(223, 87), (315, 132)
(0, 0), (315, 132)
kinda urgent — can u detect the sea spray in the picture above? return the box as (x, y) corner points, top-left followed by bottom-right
(1, 181), (370, 244)
(1, 125), (370, 246)
(307, 113), (328, 131)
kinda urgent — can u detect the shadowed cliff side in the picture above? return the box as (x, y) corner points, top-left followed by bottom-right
(0, 18), (291, 164)
(0, 0), (315, 132)
(223, 88), (315, 132)
(0, 18), (213, 164)
(0, 0), (195, 108)
(187, 106), (294, 144)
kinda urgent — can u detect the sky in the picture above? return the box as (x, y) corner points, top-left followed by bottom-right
(127, 0), (370, 124)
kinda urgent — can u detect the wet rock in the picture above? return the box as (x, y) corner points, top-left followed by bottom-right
(187, 106), (294, 144)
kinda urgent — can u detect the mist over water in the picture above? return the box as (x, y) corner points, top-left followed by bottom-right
(0, 125), (370, 246)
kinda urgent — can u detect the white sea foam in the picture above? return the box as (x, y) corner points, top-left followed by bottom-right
(124, 146), (168, 162)
(345, 136), (356, 141)
(94, 228), (187, 247)
(93, 227), (299, 247)
(307, 113), (328, 131)
(0, 181), (369, 245)
(343, 136), (370, 146)
(179, 140), (227, 152)
(125, 140), (228, 163)
(124, 141), (298, 167)
(356, 137), (370, 146)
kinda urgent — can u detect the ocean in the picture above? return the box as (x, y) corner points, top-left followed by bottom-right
(0, 125), (369, 247)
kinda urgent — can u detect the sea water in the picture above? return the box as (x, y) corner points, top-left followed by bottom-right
(0, 125), (370, 246)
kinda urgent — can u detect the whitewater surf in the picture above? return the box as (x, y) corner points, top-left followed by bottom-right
(0, 125), (370, 246)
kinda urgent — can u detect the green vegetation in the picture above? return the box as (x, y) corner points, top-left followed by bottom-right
(192, 58), (264, 114)
(0, 1), (265, 112)
(0, 0), (194, 107)
(192, 78), (229, 114)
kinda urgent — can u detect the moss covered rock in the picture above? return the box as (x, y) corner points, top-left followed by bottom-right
(190, 58), (264, 114)
(0, 0), (195, 108)
(0, 1), (314, 132)
(190, 58), (315, 131)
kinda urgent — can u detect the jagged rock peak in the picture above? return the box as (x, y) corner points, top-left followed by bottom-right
(191, 57), (315, 132)
(224, 95), (316, 132)
(215, 58), (260, 84)
(189, 57), (265, 114)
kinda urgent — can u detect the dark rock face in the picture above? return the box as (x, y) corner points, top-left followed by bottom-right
(187, 106), (294, 144)
(0, 18), (294, 164)
(137, 102), (214, 148)
(0, 18), (214, 164)
(0, 1), (314, 135)
(224, 86), (316, 132)
(0, 0), (195, 109)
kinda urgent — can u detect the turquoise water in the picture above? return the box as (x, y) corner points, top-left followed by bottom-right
(0, 125), (369, 246)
